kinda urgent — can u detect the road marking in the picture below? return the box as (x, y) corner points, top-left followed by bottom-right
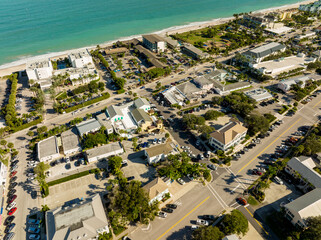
(313, 98), (321, 108)
(207, 184), (228, 208)
(244, 207), (269, 236)
(237, 118), (302, 174)
(230, 184), (240, 194)
(155, 196), (210, 240)
(226, 168), (246, 189)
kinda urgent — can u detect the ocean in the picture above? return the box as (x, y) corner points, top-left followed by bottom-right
(0, 0), (303, 67)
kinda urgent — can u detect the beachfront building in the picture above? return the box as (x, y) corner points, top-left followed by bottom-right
(135, 45), (167, 69)
(181, 44), (209, 60)
(26, 59), (54, 81)
(284, 188), (321, 228)
(142, 34), (167, 53)
(242, 42), (286, 64)
(85, 142), (124, 163)
(45, 194), (110, 240)
(244, 88), (273, 102)
(37, 136), (60, 162)
(61, 129), (82, 156)
(54, 66), (99, 86)
(299, 0), (321, 13)
(76, 118), (102, 137)
(163, 37), (179, 49)
(68, 49), (94, 68)
(209, 121), (247, 151)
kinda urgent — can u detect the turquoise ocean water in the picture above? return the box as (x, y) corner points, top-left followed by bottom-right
(0, 0), (303, 66)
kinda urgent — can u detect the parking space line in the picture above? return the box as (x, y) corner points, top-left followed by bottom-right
(155, 196), (210, 240)
(237, 118), (302, 174)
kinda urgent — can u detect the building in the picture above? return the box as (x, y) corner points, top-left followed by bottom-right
(312, 50), (321, 61)
(130, 108), (152, 131)
(133, 98), (150, 112)
(193, 76), (214, 90)
(277, 75), (314, 93)
(299, 0), (321, 13)
(285, 156), (321, 191)
(76, 119), (102, 137)
(162, 86), (188, 106)
(26, 59), (53, 81)
(244, 88), (273, 102)
(142, 34), (166, 52)
(96, 113), (114, 134)
(206, 69), (228, 82)
(85, 142), (124, 163)
(143, 177), (170, 203)
(104, 47), (129, 56)
(242, 42), (286, 63)
(0, 162), (7, 186)
(222, 235), (240, 240)
(209, 121), (247, 151)
(176, 81), (203, 99)
(54, 66), (99, 86)
(211, 79), (251, 96)
(38, 79), (53, 90)
(163, 37), (179, 49)
(144, 142), (173, 164)
(181, 44), (209, 60)
(37, 136), (60, 162)
(68, 49), (94, 68)
(61, 129), (82, 156)
(45, 194), (109, 240)
(294, 31), (317, 42)
(243, 13), (270, 27)
(284, 188), (321, 228)
(134, 45), (167, 68)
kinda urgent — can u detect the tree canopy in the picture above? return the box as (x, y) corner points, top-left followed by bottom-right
(192, 226), (224, 240)
(221, 209), (249, 236)
(108, 156), (123, 174)
(182, 114), (206, 130)
(301, 216), (321, 240)
(204, 110), (224, 120)
(245, 113), (270, 136)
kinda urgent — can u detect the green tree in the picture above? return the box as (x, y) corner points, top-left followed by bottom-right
(245, 114), (269, 136)
(165, 133), (170, 138)
(301, 216), (321, 240)
(41, 204), (50, 212)
(108, 156), (123, 174)
(34, 162), (50, 180)
(204, 110), (224, 120)
(221, 209), (249, 236)
(192, 226), (224, 240)
(98, 232), (112, 240)
(7, 142), (14, 149)
(37, 126), (47, 134)
(0, 140), (7, 147)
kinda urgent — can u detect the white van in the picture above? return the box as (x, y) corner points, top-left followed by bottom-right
(274, 176), (284, 185)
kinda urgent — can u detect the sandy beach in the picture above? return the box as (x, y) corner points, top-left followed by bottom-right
(0, 0), (317, 78)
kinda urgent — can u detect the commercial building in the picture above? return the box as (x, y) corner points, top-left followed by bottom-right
(285, 156), (321, 191)
(243, 13), (270, 27)
(299, 0), (321, 13)
(85, 142), (124, 163)
(131, 108), (152, 131)
(96, 113), (114, 134)
(162, 86), (187, 106)
(144, 142), (173, 164)
(26, 59), (53, 81)
(294, 31), (316, 41)
(244, 88), (273, 102)
(142, 34), (166, 52)
(163, 37), (179, 49)
(181, 44), (209, 60)
(277, 75), (313, 93)
(242, 42), (286, 63)
(133, 98), (150, 112)
(61, 129), (82, 156)
(76, 119), (102, 137)
(45, 194), (109, 240)
(37, 136), (60, 162)
(284, 188), (321, 228)
(206, 69), (228, 82)
(54, 66), (99, 86)
(209, 121), (247, 151)
(193, 76), (214, 91)
(68, 49), (94, 68)
(176, 81), (203, 99)
(211, 79), (251, 95)
(135, 45), (167, 69)
(143, 177), (170, 203)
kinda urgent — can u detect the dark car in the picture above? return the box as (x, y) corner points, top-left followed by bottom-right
(5, 223), (15, 233)
(8, 195), (17, 204)
(202, 215), (215, 220)
(9, 176), (17, 183)
(4, 216), (15, 226)
(9, 182), (17, 190)
(10, 160), (19, 168)
(31, 191), (37, 199)
(162, 207), (174, 213)
(166, 204), (177, 209)
(8, 189), (16, 196)
(127, 176), (135, 181)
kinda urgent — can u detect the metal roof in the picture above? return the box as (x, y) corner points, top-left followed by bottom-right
(76, 119), (101, 136)
(243, 42), (286, 58)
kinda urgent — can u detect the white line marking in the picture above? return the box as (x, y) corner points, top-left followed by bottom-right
(207, 184), (229, 208)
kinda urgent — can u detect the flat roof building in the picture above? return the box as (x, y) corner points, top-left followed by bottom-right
(45, 194), (109, 240)
(244, 88), (273, 102)
(181, 44), (209, 60)
(163, 37), (179, 49)
(61, 129), (82, 156)
(54, 66), (99, 86)
(96, 113), (114, 134)
(76, 119), (102, 137)
(37, 136), (60, 162)
(68, 49), (94, 68)
(277, 75), (313, 93)
(142, 34), (166, 52)
(26, 59), (53, 81)
(162, 86), (187, 106)
(135, 45), (167, 68)
(243, 42), (286, 63)
(85, 142), (124, 163)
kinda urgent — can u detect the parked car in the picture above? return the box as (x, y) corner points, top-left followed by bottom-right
(237, 197), (247, 206)
(8, 207), (17, 216)
(166, 204), (177, 209)
(28, 219), (40, 225)
(8, 189), (16, 196)
(162, 208), (174, 213)
(207, 164), (217, 171)
(177, 178), (185, 185)
(252, 169), (262, 176)
(10, 165), (18, 173)
(28, 227), (40, 233)
(29, 234), (40, 240)
(191, 225), (199, 229)
(9, 182), (17, 190)
(9, 171), (17, 178)
(4, 232), (15, 240)
(5, 223), (15, 233)
(8, 195), (17, 204)
(158, 212), (167, 218)
(6, 202), (16, 211)
(274, 176), (284, 185)
(4, 216), (15, 226)
(196, 219), (209, 226)
(201, 215), (215, 220)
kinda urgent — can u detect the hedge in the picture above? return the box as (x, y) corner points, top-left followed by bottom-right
(64, 92), (110, 113)
(11, 116), (43, 133)
(47, 168), (99, 186)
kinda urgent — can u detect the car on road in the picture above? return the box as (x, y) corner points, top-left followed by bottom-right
(166, 204), (177, 209)
(207, 164), (217, 171)
(5, 223), (15, 233)
(177, 178), (185, 185)
(4, 216), (15, 226)
(29, 234), (40, 240)
(158, 212), (167, 218)
(9, 171), (17, 178)
(196, 219), (209, 226)
(162, 208), (174, 213)
(237, 197), (247, 206)
(8, 207), (17, 216)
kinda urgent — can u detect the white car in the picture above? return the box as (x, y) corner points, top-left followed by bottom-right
(196, 219), (209, 226)
(28, 176), (35, 181)
(177, 178), (185, 185)
(6, 201), (16, 211)
(27, 173), (35, 177)
(191, 225), (199, 229)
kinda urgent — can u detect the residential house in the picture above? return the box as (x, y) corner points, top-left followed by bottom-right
(85, 142), (124, 163)
(181, 44), (209, 60)
(61, 129), (82, 156)
(96, 113), (114, 134)
(76, 119), (102, 137)
(37, 136), (60, 162)
(131, 108), (152, 131)
(145, 142), (173, 164)
(68, 49), (94, 68)
(142, 34), (166, 52)
(143, 177), (170, 203)
(45, 194), (109, 240)
(284, 188), (321, 228)
(242, 42), (286, 63)
(209, 121), (247, 151)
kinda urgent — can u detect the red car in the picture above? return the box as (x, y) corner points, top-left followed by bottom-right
(8, 195), (17, 204)
(237, 197), (247, 206)
(252, 169), (262, 176)
(9, 171), (17, 178)
(8, 207), (17, 216)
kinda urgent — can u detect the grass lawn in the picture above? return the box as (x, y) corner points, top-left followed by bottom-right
(247, 195), (259, 206)
(175, 29), (223, 46)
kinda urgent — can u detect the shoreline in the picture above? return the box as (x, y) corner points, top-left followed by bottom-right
(0, 0), (316, 77)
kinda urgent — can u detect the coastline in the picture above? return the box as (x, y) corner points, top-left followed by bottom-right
(0, 0), (316, 77)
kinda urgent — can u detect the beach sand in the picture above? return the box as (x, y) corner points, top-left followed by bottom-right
(0, 0), (317, 77)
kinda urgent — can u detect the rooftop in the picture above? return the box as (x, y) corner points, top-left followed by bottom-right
(182, 44), (209, 57)
(131, 108), (151, 123)
(176, 81), (201, 98)
(244, 88), (273, 102)
(145, 142), (173, 158)
(86, 142), (123, 159)
(244, 42), (285, 58)
(26, 59), (52, 70)
(69, 49), (91, 60)
(96, 113), (113, 129)
(162, 86), (187, 105)
(210, 121), (247, 145)
(38, 136), (59, 160)
(134, 98), (150, 109)
(76, 119), (101, 136)
(61, 129), (81, 153)
(143, 34), (165, 43)
(143, 177), (168, 200)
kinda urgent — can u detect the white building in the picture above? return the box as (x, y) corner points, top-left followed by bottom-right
(61, 129), (82, 156)
(26, 59), (53, 81)
(143, 177), (170, 203)
(68, 49), (94, 68)
(299, 0), (321, 13)
(162, 86), (187, 106)
(243, 42), (286, 63)
(133, 98), (150, 112)
(46, 194), (109, 240)
(96, 113), (114, 134)
(284, 188), (321, 228)
(209, 121), (247, 151)
(294, 31), (317, 42)
(142, 34), (167, 53)
(85, 142), (124, 163)
(278, 75), (314, 93)
(76, 119), (102, 137)
(37, 136), (60, 162)
(244, 88), (273, 102)
(144, 142), (173, 164)
(54, 66), (99, 86)
(0, 162), (7, 186)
